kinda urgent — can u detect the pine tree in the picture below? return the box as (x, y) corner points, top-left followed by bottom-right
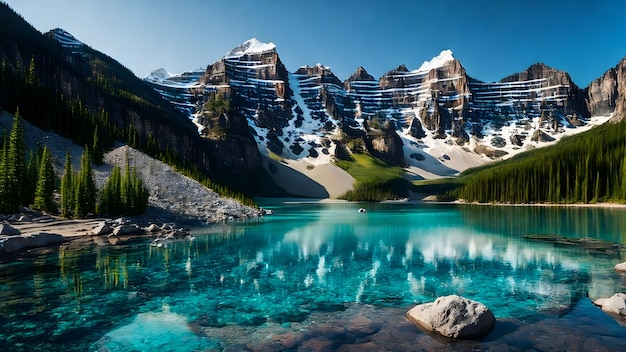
(74, 148), (96, 217)
(33, 147), (56, 213)
(60, 152), (74, 217)
(24, 149), (39, 207)
(4, 109), (26, 213)
(92, 126), (103, 165)
(0, 132), (9, 213)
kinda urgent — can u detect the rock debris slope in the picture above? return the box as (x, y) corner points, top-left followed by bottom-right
(103, 146), (260, 223)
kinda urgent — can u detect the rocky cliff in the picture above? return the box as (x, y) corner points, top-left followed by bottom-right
(587, 57), (626, 121)
(145, 38), (626, 188)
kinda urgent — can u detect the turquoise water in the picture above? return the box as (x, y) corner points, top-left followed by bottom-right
(1, 202), (626, 351)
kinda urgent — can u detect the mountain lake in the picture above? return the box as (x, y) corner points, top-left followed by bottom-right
(1, 200), (626, 351)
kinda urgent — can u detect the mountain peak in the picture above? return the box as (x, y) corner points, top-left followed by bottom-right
(226, 38), (276, 57)
(49, 28), (84, 49)
(144, 68), (173, 83)
(415, 49), (455, 73)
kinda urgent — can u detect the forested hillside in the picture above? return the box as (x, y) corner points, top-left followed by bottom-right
(444, 120), (626, 204)
(0, 3), (267, 201)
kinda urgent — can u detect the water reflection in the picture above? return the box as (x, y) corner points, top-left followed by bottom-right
(1, 203), (625, 351)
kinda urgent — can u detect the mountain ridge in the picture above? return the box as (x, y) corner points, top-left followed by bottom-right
(142, 38), (624, 199)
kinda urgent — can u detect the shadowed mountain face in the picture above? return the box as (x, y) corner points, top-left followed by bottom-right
(0, 3), (273, 195)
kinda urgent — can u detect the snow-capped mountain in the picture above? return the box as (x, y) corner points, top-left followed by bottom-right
(144, 39), (620, 190)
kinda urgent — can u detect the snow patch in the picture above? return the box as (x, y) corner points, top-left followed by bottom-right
(415, 49), (455, 73)
(145, 68), (173, 83)
(226, 38), (276, 57)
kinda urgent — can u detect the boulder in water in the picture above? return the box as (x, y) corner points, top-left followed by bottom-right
(406, 295), (496, 339)
(594, 293), (626, 316)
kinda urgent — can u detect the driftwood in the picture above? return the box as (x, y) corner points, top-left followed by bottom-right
(524, 234), (622, 254)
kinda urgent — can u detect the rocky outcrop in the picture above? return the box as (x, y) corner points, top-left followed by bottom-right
(0, 232), (67, 254)
(365, 122), (406, 166)
(587, 57), (626, 121)
(0, 223), (20, 236)
(408, 117), (426, 139)
(615, 262), (626, 272)
(594, 293), (626, 316)
(406, 295), (496, 339)
(295, 65), (342, 87)
(531, 129), (555, 142)
(343, 66), (376, 90)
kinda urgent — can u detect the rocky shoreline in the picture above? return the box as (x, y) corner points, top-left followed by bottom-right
(0, 205), (268, 259)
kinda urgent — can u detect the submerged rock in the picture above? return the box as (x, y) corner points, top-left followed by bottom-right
(594, 293), (626, 316)
(406, 295), (495, 339)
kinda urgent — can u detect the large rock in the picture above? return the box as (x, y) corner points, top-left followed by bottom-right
(615, 262), (626, 272)
(594, 293), (626, 316)
(90, 222), (113, 236)
(112, 224), (143, 236)
(406, 295), (496, 339)
(0, 232), (67, 254)
(0, 223), (20, 236)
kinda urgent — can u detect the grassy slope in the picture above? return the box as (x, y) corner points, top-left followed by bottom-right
(335, 153), (409, 201)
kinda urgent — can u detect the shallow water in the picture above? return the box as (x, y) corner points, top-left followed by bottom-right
(1, 202), (626, 351)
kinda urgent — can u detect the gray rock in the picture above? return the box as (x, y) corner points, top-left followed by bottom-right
(145, 224), (161, 233)
(594, 293), (626, 316)
(112, 224), (143, 236)
(0, 223), (20, 236)
(0, 233), (67, 253)
(406, 295), (496, 339)
(24, 232), (67, 248)
(0, 236), (27, 253)
(91, 222), (113, 236)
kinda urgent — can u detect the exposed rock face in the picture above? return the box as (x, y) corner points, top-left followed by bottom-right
(531, 129), (555, 142)
(594, 293), (626, 316)
(587, 57), (626, 121)
(408, 117), (426, 139)
(295, 65), (342, 87)
(366, 127), (405, 166)
(615, 262), (626, 272)
(406, 295), (496, 339)
(343, 66), (376, 90)
(0, 223), (20, 236)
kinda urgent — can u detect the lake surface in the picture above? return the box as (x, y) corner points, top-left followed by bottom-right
(2, 201), (626, 351)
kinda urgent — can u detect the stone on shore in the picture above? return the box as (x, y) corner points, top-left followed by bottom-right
(90, 222), (113, 236)
(0, 223), (21, 236)
(145, 223), (161, 233)
(112, 224), (144, 236)
(615, 262), (626, 272)
(406, 295), (496, 339)
(594, 293), (626, 316)
(0, 232), (67, 253)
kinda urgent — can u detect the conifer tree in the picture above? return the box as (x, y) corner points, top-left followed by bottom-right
(60, 152), (74, 217)
(4, 109), (26, 213)
(0, 132), (8, 213)
(33, 147), (56, 213)
(74, 148), (96, 217)
(92, 126), (103, 165)
(24, 149), (39, 207)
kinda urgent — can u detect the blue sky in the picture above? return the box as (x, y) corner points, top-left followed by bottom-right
(4, 0), (626, 86)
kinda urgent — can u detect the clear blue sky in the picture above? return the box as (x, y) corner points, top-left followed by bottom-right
(4, 0), (626, 86)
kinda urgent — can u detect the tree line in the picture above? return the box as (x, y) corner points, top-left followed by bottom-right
(0, 54), (256, 206)
(0, 112), (148, 216)
(443, 120), (626, 204)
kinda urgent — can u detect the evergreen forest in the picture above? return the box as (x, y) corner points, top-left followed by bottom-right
(442, 120), (626, 204)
